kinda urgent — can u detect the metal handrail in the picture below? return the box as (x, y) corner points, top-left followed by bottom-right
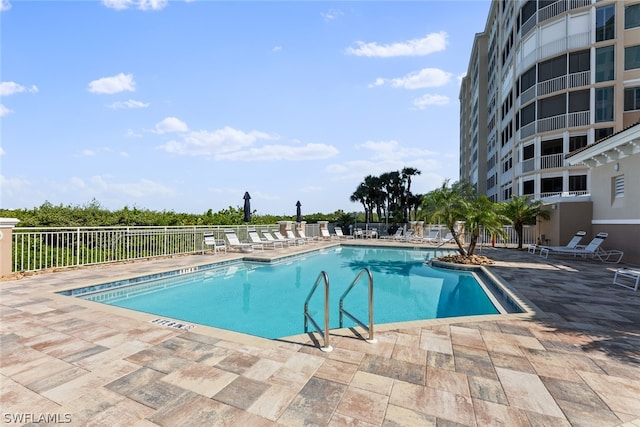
(303, 271), (332, 352)
(339, 268), (376, 343)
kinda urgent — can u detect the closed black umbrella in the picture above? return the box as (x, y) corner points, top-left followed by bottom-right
(243, 192), (251, 222)
(296, 201), (302, 223)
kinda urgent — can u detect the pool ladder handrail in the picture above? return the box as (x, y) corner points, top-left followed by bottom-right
(339, 268), (377, 343)
(303, 271), (333, 352)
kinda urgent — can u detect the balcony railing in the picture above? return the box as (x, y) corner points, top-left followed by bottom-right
(568, 110), (590, 127)
(538, 75), (566, 96)
(568, 70), (590, 88)
(538, 114), (567, 133)
(540, 153), (565, 169)
(539, 0), (567, 23)
(568, 0), (591, 10)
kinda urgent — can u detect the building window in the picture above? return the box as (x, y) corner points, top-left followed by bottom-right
(595, 86), (614, 122)
(542, 138), (563, 155)
(569, 175), (587, 192)
(596, 45), (615, 82)
(538, 55), (567, 82)
(568, 90), (590, 113)
(523, 180), (534, 195)
(614, 175), (624, 198)
(541, 177), (563, 194)
(538, 94), (566, 119)
(569, 50), (590, 74)
(625, 3), (640, 29)
(624, 45), (640, 70)
(596, 4), (615, 42)
(569, 135), (588, 152)
(624, 87), (640, 111)
(523, 144), (535, 160)
(595, 127), (614, 141)
(520, 66), (536, 95)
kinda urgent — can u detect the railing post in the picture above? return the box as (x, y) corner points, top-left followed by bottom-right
(0, 218), (20, 277)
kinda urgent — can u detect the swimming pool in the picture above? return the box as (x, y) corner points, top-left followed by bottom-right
(61, 246), (516, 339)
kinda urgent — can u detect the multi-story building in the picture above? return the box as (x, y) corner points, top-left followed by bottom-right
(460, 0), (640, 203)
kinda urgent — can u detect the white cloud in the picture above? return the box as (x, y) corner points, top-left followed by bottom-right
(371, 68), (452, 90)
(153, 117), (189, 134)
(272, 45), (283, 53)
(92, 176), (176, 197)
(217, 143), (339, 161)
(88, 73), (135, 94)
(1, 0), (11, 12)
(346, 31), (447, 58)
(457, 72), (467, 86)
(102, 0), (168, 10)
(107, 99), (149, 109)
(120, 151), (129, 157)
(0, 147), (5, 155)
(321, 9), (342, 21)
(413, 94), (450, 109)
(126, 129), (143, 138)
(81, 149), (96, 157)
(0, 175), (30, 197)
(0, 81), (38, 96)
(0, 104), (12, 117)
(159, 126), (275, 155)
(358, 140), (436, 160)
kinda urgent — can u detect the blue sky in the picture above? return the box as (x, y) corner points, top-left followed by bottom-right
(1, 0), (490, 216)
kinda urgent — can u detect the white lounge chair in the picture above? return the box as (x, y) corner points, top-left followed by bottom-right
(224, 230), (263, 252)
(334, 227), (354, 240)
(415, 230), (439, 244)
(296, 227), (318, 243)
(613, 268), (640, 291)
(320, 228), (337, 240)
(284, 229), (306, 245)
(203, 233), (227, 254)
(248, 230), (282, 249)
(529, 231), (586, 254)
(539, 232), (624, 263)
(261, 230), (290, 247)
(381, 228), (403, 240)
(274, 230), (303, 245)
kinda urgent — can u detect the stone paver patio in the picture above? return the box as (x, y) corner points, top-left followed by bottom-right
(1, 241), (639, 426)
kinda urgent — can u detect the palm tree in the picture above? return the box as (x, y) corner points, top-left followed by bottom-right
(500, 195), (550, 249)
(464, 195), (508, 255)
(401, 167), (421, 222)
(421, 180), (475, 256)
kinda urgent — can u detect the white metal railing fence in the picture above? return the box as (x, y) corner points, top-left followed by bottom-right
(9, 223), (537, 273)
(10, 225), (283, 272)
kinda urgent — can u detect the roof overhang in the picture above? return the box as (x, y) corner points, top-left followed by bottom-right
(567, 124), (640, 168)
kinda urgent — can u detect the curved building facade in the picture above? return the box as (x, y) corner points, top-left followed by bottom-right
(460, 0), (640, 202)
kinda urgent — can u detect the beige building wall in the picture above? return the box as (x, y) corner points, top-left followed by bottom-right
(538, 202), (592, 247)
(589, 154), (640, 265)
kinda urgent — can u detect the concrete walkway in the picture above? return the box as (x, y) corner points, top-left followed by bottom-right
(1, 242), (639, 426)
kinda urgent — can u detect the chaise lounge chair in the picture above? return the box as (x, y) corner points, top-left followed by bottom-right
(274, 230), (304, 245)
(248, 230), (283, 249)
(539, 232), (624, 263)
(613, 268), (640, 291)
(413, 229), (439, 244)
(224, 229), (263, 252)
(333, 227), (353, 240)
(261, 230), (290, 247)
(203, 233), (227, 254)
(381, 228), (403, 240)
(320, 228), (337, 240)
(529, 231), (586, 254)
(296, 227), (318, 243)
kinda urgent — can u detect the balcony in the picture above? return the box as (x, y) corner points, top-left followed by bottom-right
(539, 0), (567, 24)
(538, 75), (566, 96)
(540, 153), (566, 169)
(568, 70), (590, 88)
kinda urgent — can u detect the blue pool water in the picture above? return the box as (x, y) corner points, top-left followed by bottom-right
(71, 247), (503, 339)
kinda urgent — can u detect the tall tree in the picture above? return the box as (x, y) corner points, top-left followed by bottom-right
(401, 167), (421, 222)
(421, 180), (475, 256)
(500, 195), (550, 249)
(464, 195), (508, 255)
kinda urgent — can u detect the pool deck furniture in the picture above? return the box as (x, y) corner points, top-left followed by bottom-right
(202, 233), (227, 254)
(613, 267), (640, 291)
(333, 227), (353, 240)
(261, 230), (291, 247)
(319, 228), (338, 240)
(296, 227), (318, 243)
(274, 230), (303, 245)
(529, 230), (586, 254)
(224, 229), (263, 252)
(539, 232), (624, 264)
(380, 228), (403, 240)
(248, 230), (283, 250)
